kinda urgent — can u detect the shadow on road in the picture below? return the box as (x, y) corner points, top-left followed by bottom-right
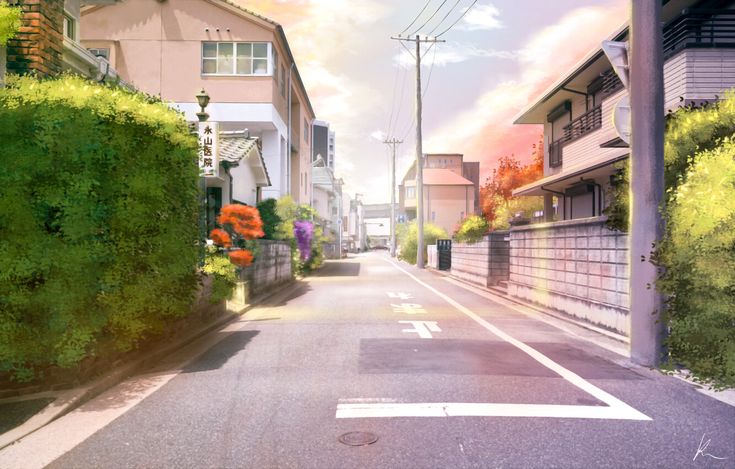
(311, 261), (360, 277)
(257, 282), (312, 307)
(183, 330), (260, 374)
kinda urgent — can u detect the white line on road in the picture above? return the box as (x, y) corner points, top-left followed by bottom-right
(336, 402), (648, 420)
(335, 260), (652, 421)
(399, 320), (441, 339)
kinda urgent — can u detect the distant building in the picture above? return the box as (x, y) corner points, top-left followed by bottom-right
(312, 120), (335, 170)
(399, 153), (478, 235)
(362, 203), (395, 248)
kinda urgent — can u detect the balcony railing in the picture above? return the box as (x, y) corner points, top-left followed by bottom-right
(563, 104), (602, 142)
(549, 140), (564, 168)
(663, 9), (735, 59)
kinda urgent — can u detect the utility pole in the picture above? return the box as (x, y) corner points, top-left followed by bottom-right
(390, 34), (444, 268)
(629, 0), (665, 366)
(383, 137), (403, 257)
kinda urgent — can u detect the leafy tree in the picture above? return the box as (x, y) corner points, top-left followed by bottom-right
(480, 137), (544, 228)
(453, 215), (489, 244)
(0, 3), (21, 46)
(256, 198), (281, 240)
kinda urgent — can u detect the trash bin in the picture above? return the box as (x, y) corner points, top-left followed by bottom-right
(437, 239), (451, 271)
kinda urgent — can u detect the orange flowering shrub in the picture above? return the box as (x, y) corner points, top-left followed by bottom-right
(228, 250), (254, 267)
(209, 228), (232, 248)
(217, 204), (265, 240)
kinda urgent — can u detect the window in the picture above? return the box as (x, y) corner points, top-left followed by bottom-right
(280, 65), (286, 97)
(202, 42), (271, 76)
(272, 49), (278, 79)
(63, 13), (76, 41)
(406, 186), (416, 199)
(87, 48), (110, 60)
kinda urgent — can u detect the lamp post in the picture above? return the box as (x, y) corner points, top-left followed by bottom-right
(196, 89), (210, 251)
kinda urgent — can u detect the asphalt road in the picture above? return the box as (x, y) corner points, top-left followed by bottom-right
(1, 252), (733, 469)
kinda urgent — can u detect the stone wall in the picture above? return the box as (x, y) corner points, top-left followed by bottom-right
(450, 232), (509, 287)
(507, 216), (630, 335)
(241, 239), (293, 297)
(6, 0), (64, 78)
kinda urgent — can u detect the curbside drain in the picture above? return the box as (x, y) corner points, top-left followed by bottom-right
(338, 431), (378, 446)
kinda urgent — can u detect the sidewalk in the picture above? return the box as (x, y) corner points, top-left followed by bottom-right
(0, 280), (297, 450)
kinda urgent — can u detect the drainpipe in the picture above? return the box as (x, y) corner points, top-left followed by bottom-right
(286, 62), (296, 197)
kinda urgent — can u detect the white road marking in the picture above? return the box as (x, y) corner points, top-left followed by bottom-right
(399, 320), (441, 339)
(391, 303), (427, 314)
(336, 402), (648, 420)
(387, 292), (414, 300)
(336, 259), (652, 421)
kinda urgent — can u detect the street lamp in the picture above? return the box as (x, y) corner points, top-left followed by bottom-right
(196, 88), (210, 122)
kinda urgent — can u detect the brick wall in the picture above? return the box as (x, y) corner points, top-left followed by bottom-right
(508, 217), (630, 335)
(450, 232), (509, 287)
(6, 0), (64, 77)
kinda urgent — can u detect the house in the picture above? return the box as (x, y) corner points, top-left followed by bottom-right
(80, 0), (316, 210)
(507, 0), (735, 335)
(399, 153), (478, 235)
(362, 203), (394, 249)
(312, 120), (335, 171)
(4, 0), (125, 83)
(312, 156), (343, 258)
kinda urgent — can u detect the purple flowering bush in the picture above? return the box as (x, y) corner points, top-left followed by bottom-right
(293, 220), (314, 261)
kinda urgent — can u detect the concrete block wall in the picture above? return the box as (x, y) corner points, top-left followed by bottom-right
(507, 216), (630, 335)
(449, 232), (510, 287)
(242, 240), (293, 297)
(427, 244), (438, 269)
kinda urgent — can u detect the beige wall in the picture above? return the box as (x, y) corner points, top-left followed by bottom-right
(82, 0), (314, 202)
(422, 185), (474, 235)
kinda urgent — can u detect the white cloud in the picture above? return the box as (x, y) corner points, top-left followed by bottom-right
(456, 3), (503, 31)
(370, 130), (387, 141)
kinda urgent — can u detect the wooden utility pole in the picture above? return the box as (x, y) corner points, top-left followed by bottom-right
(384, 137), (403, 257)
(390, 34), (444, 268)
(629, 0), (665, 366)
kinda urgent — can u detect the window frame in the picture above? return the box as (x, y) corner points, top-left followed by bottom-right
(201, 42), (273, 77)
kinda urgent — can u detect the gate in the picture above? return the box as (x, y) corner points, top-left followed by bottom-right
(437, 239), (452, 271)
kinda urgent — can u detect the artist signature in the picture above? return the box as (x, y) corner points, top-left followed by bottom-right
(693, 434), (728, 462)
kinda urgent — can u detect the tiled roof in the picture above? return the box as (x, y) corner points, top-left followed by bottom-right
(219, 133), (271, 186)
(220, 0), (279, 27)
(422, 168), (475, 186)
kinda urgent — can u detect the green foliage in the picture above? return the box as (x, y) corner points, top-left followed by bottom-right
(0, 3), (21, 46)
(397, 221), (449, 265)
(657, 139), (735, 388)
(454, 215), (489, 244)
(0, 75), (200, 380)
(490, 195), (544, 230)
(202, 247), (238, 304)
(272, 196), (323, 274)
(256, 198), (281, 240)
(602, 161), (630, 232)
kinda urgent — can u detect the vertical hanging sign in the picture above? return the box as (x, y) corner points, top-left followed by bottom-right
(198, 121), (219, 178)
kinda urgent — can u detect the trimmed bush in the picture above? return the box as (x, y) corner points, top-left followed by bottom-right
(0, 75), (200, 380)
(454, 215), (489, 244)
(0, 3), (21, 46)
(397, 221), (449, 265)
(658, 139), (735, 388)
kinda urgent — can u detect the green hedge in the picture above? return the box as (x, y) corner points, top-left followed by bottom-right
(453, 215), (489, 244)
(397, 221), (448, 265)
(0, 3), (21, 46)
(658, 139), (735, 388)
(0, 75), (200, 380)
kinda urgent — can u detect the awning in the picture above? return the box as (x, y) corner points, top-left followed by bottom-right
(513, 153), (629, 197)
(219, 131), (271, 187)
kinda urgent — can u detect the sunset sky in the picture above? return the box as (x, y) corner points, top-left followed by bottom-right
(239, 0), (628, 203)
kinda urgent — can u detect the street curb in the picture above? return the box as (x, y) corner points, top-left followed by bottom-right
(0, 279), (298, 451)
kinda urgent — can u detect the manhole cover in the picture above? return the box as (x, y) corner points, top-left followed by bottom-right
(338, 431), (378, 446)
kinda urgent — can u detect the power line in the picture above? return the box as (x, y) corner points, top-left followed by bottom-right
(407, 0), (448, 37)
(428, 0), (463, 36)
(400, 0), (434, 35)
(436, 0), (479, 37)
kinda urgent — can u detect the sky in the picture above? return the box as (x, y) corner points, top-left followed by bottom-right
(238, 0), (628, 204)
